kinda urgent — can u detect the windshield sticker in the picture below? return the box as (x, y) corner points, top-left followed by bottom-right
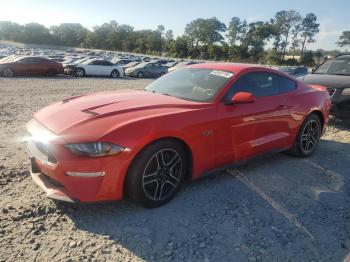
(210, 70), (233, 78)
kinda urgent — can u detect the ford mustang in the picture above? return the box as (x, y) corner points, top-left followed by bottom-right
(26, 63), (331, 207)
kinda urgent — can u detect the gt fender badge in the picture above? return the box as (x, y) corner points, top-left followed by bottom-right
(202, 130), (214, 136)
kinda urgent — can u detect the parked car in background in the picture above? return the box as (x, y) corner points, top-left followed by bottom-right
(153, 59), (173, 66)
(0, 56), (63, 77)
(279, 66), (308, 78)
(167, 61), (200, 73)
(125, 62), (168, 78)
(122, 61), (140, 72)
(164, 61), (178, 68)
(65, 59), (124, 78)
(113, 59), (133, 66)
(300, 54), (350, 118)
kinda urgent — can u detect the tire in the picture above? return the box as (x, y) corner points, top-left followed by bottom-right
(137, 71), (144, 78)
(159, 72), (165, 77)
(46, 69), (56, 76)
(125, 139), (188, 208)
(111, 69), (120, 78)
(76, 68), (85, 77)
(2, 68), (14, 77)
(288, 113), (322, 157)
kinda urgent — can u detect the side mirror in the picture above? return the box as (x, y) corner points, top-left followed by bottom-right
(229, 92), (256, 104)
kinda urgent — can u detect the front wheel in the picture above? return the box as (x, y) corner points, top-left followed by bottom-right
(137, 71), (144, 78)
(288, 113), (322, 157)
(75, 68), (85, 77)
(111, 69), (120, 78)
(125, 140), (187, 208)
(2, 68), (14, 77)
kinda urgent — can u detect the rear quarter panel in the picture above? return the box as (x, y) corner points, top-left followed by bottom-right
(287, 82), (331, 136)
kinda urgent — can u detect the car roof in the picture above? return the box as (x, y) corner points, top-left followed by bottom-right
(335, 54), (350, 59)
(187, 62), (262, 74)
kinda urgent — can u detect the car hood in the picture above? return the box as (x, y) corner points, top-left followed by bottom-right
(33, 90), (205, 141)
(300, 73), (350, 89)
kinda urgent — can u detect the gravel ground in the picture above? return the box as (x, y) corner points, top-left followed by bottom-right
(0, 76), (349, 262)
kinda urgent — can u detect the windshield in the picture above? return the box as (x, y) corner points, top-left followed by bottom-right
(82, 59), (95, 65)
(315, 58), (350, 75)
(145, 68), (234, 102)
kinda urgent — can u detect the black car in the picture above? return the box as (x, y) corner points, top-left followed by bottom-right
(300, 54), (350, 118)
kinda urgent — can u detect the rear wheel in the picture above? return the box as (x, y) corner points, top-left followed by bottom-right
(76, 68), (85, 77)
(111, 69), (120, 78)
(137, 71), (144, 78)
(288, 113), (322, 157)
(125, 140), (187, 208)
(2, 68), (14, 77)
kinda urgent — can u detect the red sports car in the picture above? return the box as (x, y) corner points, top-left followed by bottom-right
(26, 63), (331, 207)
(0, 56), (63, 77)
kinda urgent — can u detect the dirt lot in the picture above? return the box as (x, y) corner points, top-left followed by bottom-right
(0, 76), (349, 262)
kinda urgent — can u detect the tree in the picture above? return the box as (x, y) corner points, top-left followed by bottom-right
(165, 30), (174, 42)
(290, 24), (301, 58)
(300, 51), (315, 66)
(185, 17), (226, 55)
(239, 21), (274, 61)
(337, 31), (350, 47)
(0, 21), (23, 42)
(50, 23), (89, 46)
(23, 23), (53, 44)
(273, 10), (302, 61)
(227, 17), (246, 46)
(300, 13), (319, 56)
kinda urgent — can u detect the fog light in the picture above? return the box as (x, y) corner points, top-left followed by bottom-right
(66, 171), (105, 177)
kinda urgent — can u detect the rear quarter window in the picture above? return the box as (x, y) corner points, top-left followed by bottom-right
(278, 75), (297, 94)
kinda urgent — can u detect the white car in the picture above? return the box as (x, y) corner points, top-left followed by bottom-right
(73, 59), (124, 78)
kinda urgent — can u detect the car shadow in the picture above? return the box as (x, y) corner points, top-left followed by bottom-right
(54, 139), (350, 261)
(328, 117), (350, 131)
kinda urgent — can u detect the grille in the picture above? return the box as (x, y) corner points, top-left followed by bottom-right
(327, 87), (336, 97)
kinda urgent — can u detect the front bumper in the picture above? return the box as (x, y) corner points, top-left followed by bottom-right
(124, 71), (136, 77)
(64, 66), (77, 76)
(26, 120), (132, 202)
(30, 164), (76, 202)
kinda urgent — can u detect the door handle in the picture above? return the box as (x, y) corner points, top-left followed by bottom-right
(276, 105), (288, 110)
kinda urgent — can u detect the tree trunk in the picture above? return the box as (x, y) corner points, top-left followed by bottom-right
(301, 36), (307, 56)
(281, 33), (289, 62)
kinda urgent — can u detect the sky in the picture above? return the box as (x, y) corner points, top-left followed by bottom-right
(1, 0), (349, 51)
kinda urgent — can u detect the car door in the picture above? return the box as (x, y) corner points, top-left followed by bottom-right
(215, 71), (292, 165)
(102, 61), (113, 76)
(16, 57), (37, 74)
(83, 60), (95, 75)
(85, 60), (102, 75)
(144, 63), (155, 77)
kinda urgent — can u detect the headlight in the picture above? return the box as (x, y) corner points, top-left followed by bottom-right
(65, 142), (124, 157)
(342, 88), (350, 96)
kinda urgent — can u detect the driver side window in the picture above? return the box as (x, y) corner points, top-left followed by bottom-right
(227, 72), (279, 99)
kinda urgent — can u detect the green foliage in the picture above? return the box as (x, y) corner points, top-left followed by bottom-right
(0, 11), (324, 65)
(300, 13), (320, 55)
(337, 31), (350, 47)
(300, 51), (315, 66)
